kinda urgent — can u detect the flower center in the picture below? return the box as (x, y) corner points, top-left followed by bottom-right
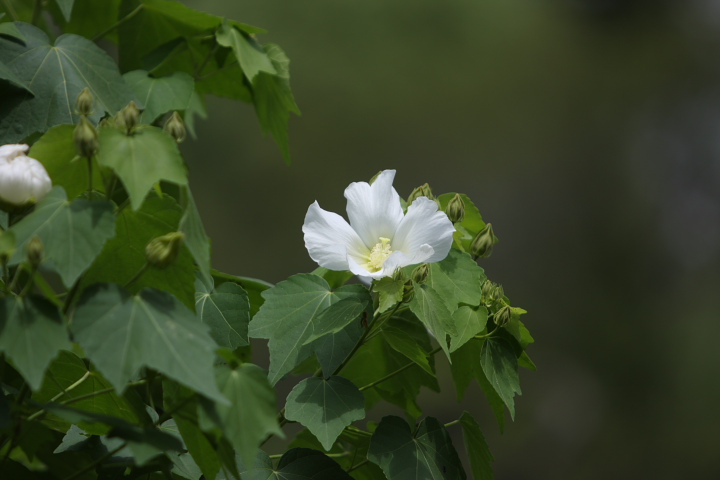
(366, 237), (392, 272)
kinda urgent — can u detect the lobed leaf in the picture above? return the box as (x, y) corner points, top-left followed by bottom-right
(72, 284), (225, 403)
(123, 70), (195, 124)
(459, 412), (495, 480)
(236, 448), (353, 480)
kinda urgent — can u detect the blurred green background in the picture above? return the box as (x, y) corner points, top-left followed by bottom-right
(182, 0), (720, 478)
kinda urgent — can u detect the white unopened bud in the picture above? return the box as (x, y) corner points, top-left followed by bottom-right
(0, 144), (52, 207)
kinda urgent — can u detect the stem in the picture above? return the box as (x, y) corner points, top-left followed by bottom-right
(1, 0), (18, 20)
(33, 272), (62, 307)
(30, 0), (42, 25)
(26, 371), (92, 422)
(347, 459), (369, 473)
(444, 419), (460, 428)
(18, 264), (38, 298)
(87, 157), (93, 197)
(62, 277), (82, 315)
(7, 264), (25, 293)
(359, 346), (442, 392)
(1, 258), (8, 294)
(92, 4), (144, 41)
(194, 42), (219, 79)
(63, 442), (127, 480)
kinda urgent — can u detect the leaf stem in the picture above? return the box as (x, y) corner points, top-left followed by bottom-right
(194, 42), (220, 79)
(124, 263), (149, 289)
(91, 4), (144, 42)
(33, 272), (62, 307)
(1, 0), (18, 20)
(359, 346), (442, 392)
(30, 0), (42, 26)
(444, 419), (460, 428)
(87, 157), (93, 198)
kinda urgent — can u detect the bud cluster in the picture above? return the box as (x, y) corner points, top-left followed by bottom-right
(407, 183), (434, 205)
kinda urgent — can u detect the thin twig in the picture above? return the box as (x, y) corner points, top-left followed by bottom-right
(92, 5), (144, 42)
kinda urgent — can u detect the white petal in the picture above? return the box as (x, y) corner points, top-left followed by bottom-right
(302, 201), (367, 271)
(0, 155), (52, 205)
(392, 196), (455, 264)
(344, 169), (403, 248)
(0, 144), (29, 163)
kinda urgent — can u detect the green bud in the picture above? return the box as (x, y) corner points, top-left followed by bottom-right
(73, 116), (99, 159)
(470, 223), (495, 259)
(118, 101), (141, 134)
(494, 305), (512, 328)
(401, 280), (414, 303)
(392, 268), (407, 283)
(27, 236), (43, 268)
(75, 87), (94, 116)
(163, 111), (186, 143)
(407, 183), (434, 205)
(446, 193), (465, 223)
(145, 232), (184, 269)
(411, 263), (429, 284)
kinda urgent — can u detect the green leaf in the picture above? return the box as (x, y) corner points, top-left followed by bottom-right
(459, 412), (494, 480)
(211, 271), (272, 317)
(79, 193), (196, 309)
(450, 305), (488, 353)
(123, 70), (195, 123)
(248, 274), (370, 385)
(195, 275), (250, 350)
(72, 284), (226, 404)
(43, 403), (182, 465)
(372, 276), (405, 314)
(480, 337), (521, 420)
(382, 324), (434, 376)
(29, 124), (105, 199)
(408, 282), (456, 360)
(97, 126), (188, 210)
(427, 249), (486, 310)
(313, 319), (364, 377)
(311, 267), (354, 290)
(204, 364), (283, 467)
(302, 297), (367, 345)
(54, 0), (75, 21)
(253, 43), (300, 164)
(216, 22), (276, 82)
(163, 380), (223, 480)
(179, 186), (211, 277)
(7, 186), (116, 286)
(368, 416), (466, 480)
(341, 314), (438, 418)
(0, 22), (137, 143)
(237, 448), (353, 480)
(284, 376), (365, 450)
(32, 351), (141, 435)
(0, 21), (26, 42)
(0, 59), (32, 93)
(55, 0), (120, 40)
(449, 339), (506, 430)
(0, 295), (70, 390)
(438, 193), (487, 253)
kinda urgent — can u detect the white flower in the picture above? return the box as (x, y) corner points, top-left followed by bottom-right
(302, 170), (455, 280)
(0, 144), (52, 206)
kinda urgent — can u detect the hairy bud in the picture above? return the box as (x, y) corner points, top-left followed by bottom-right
(27, 236), (43, 268)
(494, 305), (512, 328)
(163, 111), (186, 143)
(75, 87), (94, 116)
(407, 183), (434, 205)
(118, 101), (141, 134)
(145, 232), (184, 269)
(411, 263), (429, 284)
(446, 193), (465, 223)
(74, 116), (99, 159)
(470, 223), (495, 259)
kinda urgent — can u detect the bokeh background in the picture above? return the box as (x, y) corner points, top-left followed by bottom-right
(183, 0), (720, 478)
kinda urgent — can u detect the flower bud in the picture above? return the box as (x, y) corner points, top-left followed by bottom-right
(392, 268), (407, 283)
(481, 280), (504, 306)
(74, 116), (99, 159)
(75, 87), (94, 116)
(470, 223), (495, 259)
(0, 144), (52, 207)
(411, 263), (429, 284)
(145, 232), (184, 269)
(407, 183), (434, 204)
(494, 305), (512, 328)
(118, 101), (141, 134)
(402, 280), (414, 303)
(163, 111), (186, 143)
(446, 193), (465, 223)
(27, 236), (43, 268)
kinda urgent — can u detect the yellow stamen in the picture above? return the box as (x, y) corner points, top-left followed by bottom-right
(366, 237), (392, 272)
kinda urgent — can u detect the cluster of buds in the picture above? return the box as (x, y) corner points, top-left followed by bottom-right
(481, 279), (504, 307)
(73, 88), (99, 159)
(117, 101), (141, 135)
